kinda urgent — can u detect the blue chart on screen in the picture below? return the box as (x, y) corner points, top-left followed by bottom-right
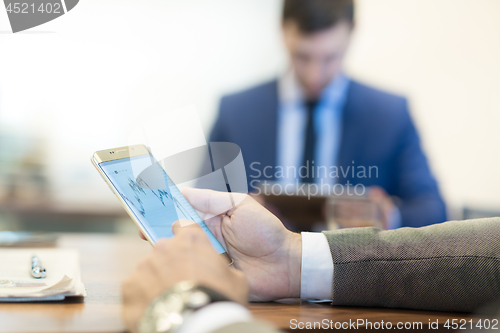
(99, 154), (225, 254)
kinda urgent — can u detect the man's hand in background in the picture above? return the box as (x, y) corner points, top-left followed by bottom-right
(368, 186), (398, 229)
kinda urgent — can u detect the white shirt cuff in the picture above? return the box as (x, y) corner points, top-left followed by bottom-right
(177, 302), (252, 333)
(300, 232), (334, 301)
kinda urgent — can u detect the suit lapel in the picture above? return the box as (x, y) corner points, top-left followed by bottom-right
(246, 80), (279, 177)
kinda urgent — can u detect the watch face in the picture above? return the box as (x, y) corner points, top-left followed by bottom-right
(139, 282), (217, 333)
(187, 290), (210, 308)
(140, 293), (184, 333)
(152, 294), (185, 332)
(155, 312), (183, 333)
(154, 294), (185, 315)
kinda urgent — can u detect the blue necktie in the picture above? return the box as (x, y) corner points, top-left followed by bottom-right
(301, 100), (318, 183)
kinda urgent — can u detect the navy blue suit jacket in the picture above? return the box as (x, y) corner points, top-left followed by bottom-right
(209, 79), (446, 227)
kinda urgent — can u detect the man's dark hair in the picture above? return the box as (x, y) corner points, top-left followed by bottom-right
(282, 0), (354, 34)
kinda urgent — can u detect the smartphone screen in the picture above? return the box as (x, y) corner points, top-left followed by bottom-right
(95, 153), (226, 255)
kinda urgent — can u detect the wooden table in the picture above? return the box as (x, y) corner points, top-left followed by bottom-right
(0, 234), (487, 332)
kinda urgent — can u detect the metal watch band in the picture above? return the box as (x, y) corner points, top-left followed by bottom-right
(138, 280), (232, 333)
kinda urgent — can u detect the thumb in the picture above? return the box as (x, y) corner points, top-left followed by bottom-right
(182, 188), (237, 218)
(171, 219), (198, 235)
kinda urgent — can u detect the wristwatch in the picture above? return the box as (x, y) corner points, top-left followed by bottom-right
(138, 280), (232, 333)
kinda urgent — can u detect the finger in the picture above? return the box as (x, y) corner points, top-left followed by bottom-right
(250, 193), (265, 205)
(367, 186), (388, 201)
(138, 230), (147, 241)
(204, 215), (227, 251)
(171, 220), (212, 248)
(173, 217), (228, 253)
(171, 219), (198, 235)
(182, 188), (247, 217)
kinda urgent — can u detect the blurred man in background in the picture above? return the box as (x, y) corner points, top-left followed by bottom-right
(208, 0), (446, 228)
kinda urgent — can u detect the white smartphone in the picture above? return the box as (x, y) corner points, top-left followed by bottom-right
(91, 144), (230, 262)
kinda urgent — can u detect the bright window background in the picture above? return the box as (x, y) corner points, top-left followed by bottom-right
(0, 0), (499, 217)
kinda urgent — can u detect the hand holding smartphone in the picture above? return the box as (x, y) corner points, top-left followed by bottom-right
(91, 144), (230, 262)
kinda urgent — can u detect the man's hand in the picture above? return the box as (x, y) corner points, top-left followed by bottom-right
(122, 223), (249, 333)
(367, 186), (397, 229)
(181, 188), (302, 302)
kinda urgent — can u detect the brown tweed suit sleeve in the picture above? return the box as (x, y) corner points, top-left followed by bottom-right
(322, 217), (500, 312)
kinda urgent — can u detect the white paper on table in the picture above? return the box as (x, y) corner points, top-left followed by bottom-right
(0, 248), (86, 300)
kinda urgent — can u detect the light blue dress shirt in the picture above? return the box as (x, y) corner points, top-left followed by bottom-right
(276, 71), (350, 185)
(275, 71), (401, 229)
